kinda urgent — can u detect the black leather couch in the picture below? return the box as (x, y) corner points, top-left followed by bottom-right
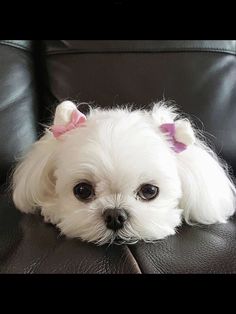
(0, 40), (236, 274)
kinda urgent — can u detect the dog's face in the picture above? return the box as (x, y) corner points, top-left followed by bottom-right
(53, 109), (183, 244)
(13, 101), (236, 245)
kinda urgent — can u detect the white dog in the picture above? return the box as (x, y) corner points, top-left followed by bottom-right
(12, 101), (236, 245)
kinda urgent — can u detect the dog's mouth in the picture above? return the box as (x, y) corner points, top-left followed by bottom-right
(106, 231), (139, 246)
(113, 236), (126, 245)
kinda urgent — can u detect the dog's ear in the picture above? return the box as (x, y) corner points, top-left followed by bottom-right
(12, 101), (78, 213)
(177, 138), (236, 224)
(12, 132), (57, 213)
(152, 102), (236, 224)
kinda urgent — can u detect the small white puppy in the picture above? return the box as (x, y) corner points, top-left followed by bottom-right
(12, 101), (236, 245)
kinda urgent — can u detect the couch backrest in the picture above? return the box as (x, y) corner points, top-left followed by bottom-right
(1, 40), (236, 187)
(43, 40), (236, 172)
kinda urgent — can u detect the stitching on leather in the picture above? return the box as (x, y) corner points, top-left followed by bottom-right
(0, 41), (32, 52)
(46, 47), (236, 56)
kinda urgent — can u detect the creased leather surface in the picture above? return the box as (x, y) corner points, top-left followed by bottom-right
(0, 41), (38, 186)
(0, 40), (33, 52)
(1, 192), (235, 273)
(0, 194), (141, 274)
(129, 217), (236, 273)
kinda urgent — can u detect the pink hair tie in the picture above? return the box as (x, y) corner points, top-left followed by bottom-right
(160, 123), (187, 153)
(51, 109), (86, 138)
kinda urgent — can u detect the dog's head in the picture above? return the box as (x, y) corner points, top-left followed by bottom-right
(13, 101), (236, 245)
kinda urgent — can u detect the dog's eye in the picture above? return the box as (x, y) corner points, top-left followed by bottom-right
(73, 182), (94, 201)
(137, 184), (159, 201)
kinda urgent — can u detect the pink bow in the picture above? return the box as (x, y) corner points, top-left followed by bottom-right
(51, 109), (86, 138)
(160, 123), (187, 153)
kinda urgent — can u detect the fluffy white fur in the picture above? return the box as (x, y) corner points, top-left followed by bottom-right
(12, 101), (236, 245)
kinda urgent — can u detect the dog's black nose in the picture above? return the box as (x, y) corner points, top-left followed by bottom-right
(103, 208), (128, 231)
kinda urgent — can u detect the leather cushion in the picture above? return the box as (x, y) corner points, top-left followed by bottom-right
(1, 193), (235, 273)
(129, 216), (236, 273)
(0, 194), (141, 274)
(0, 41), (38, 186)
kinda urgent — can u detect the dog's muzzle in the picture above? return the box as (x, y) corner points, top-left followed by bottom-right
(103, 208), (128, 231)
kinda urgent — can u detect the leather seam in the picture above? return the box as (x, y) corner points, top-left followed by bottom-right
(45, 47), (236, 56)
